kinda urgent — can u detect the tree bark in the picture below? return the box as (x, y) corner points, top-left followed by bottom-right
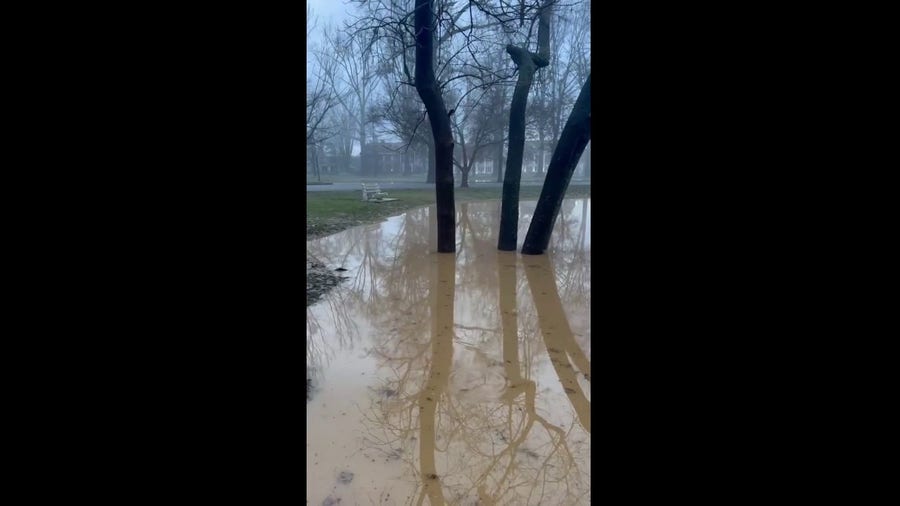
(497, 46), (549, 250)
(415, 0), (455, 252)
(521, 73), (591, 255)
(497, 1), (552, 251)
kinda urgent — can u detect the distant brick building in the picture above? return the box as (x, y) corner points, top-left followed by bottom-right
(455, 140), (591, 182)
(360, 142), (430, 176)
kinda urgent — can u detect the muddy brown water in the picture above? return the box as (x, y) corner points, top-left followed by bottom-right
(307, 199), (590, 505)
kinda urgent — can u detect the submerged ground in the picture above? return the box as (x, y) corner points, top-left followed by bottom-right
(307, 199), (591, 505)
(306, 186), (591, 306)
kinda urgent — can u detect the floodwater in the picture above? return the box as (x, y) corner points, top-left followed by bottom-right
(307, 199), (591, 506)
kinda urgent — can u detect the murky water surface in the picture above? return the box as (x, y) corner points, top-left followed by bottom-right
(307, 199), (591, 505)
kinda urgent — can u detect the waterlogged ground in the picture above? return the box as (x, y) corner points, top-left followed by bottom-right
(307, 199), (591, 505)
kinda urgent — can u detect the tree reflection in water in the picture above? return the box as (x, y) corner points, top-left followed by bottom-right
(307, 199), (590, 505)
(307, 279), (361, 386)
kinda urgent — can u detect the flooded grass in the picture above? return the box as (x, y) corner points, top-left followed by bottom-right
(306, 185), (591, 240)
(307, 199), (590, 505)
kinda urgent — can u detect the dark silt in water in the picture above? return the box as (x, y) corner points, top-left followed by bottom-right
(307, 199), (591, 505)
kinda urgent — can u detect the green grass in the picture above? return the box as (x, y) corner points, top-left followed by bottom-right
(307, 184), (590, 239)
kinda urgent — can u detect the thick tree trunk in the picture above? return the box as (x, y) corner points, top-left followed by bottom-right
(497, 46), (549, 251)
(521, 74), (591, 255)
(415, 0), (455, 252)
(403, 150), (411, 175)
(497, 1), (552, 251)
(461, 165), (470, 188)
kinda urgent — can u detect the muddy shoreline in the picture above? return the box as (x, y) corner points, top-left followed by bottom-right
(306, 217), (367, 307)
(307, 218), (374, 403)
(306, 258), (345, 307)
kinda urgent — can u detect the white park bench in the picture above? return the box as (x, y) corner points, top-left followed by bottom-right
(361, 183), (389, 201)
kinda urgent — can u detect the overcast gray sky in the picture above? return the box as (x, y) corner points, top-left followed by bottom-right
(307, 0), (355, 43)
(307, 0), (360, 71)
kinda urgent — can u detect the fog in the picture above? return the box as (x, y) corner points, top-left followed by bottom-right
(306, 0), (591, 184)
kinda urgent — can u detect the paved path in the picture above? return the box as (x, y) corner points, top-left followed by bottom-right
(307, 181), (590, 192)
(307, 182), (432, 192)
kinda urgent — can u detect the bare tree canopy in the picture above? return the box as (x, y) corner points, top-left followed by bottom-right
(306, 0), (590, 202)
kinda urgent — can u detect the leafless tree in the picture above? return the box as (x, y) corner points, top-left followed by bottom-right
(350, 0), (521, 250)
(522, 73), (590, 254)
(495, 0), (555, 250)
(531, 3), (590, 177)
(323, 109), (359, 174)
(306, 6), (340, 181)
(412, 0), (458, 251)
(319, 24), (383, 176)
(376, 59), (435, 180)
(449, 80), (500, 187)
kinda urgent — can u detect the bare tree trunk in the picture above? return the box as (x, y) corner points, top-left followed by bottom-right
(415, 0), (455, 252)
(497, 48), (548, 250)
(456, 119), (470, 188)
(521, 74), (591, 255)
(341, 136), (352, 174)
(403, 150), (412, 175)
(497, 2), (552, 251)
